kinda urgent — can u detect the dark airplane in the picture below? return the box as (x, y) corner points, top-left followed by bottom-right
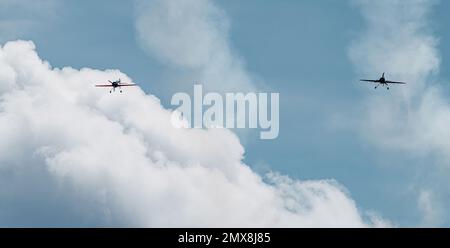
(360, 73), (406, 90)
(95, 79), (137, 93)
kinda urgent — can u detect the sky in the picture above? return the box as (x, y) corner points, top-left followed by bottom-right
(1, 0), (450, 227)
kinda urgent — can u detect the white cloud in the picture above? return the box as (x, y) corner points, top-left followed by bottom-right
(134, 0), (256, 92)
(417, 190), (444, 227)
(0, 40), (385, 227)
(349, 0), (450, 226)
(348, 0), (450, 159)
(350, 0), (439, 96)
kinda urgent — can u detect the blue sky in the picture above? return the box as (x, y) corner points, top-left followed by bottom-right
(2, 0), (450, 227)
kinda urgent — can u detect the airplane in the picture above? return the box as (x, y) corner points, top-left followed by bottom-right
(95, 79), (137, 93)
(360, 73), (406, 90)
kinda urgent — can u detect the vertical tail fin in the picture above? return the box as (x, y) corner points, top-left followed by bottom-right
(382, 72), (385, 78)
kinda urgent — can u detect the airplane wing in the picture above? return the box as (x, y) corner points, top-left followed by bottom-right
(360, 79), (379, 83)
(118, 84), (138, 86)
(95, 84), (113, 87)
(386, 81), (406, 84)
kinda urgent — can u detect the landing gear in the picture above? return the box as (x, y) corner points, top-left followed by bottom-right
(109, 90), (112, 93)
(387, 87), (390, 90)
(375, 85), (378, 89)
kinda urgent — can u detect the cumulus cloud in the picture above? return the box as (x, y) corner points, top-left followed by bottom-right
(0, 40), (384, 227)
(134, 0), (256, 92)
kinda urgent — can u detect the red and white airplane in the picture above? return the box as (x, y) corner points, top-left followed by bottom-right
(95, 79), (137, 93)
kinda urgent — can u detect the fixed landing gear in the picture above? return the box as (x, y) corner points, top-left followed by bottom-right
(108, 88), (123, 93)
(374, 84), (390, 90)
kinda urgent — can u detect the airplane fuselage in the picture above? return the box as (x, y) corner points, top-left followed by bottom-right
(109, 81), (121, 93)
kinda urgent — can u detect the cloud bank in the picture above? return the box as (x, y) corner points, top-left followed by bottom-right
(0, 40), (384, 227)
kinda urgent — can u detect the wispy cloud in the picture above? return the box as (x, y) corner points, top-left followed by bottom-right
(0, 0), (58, 42)
(134, 0), (256, 92)
(418, 189), (444, 227)
(349, 0), (450, 226)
